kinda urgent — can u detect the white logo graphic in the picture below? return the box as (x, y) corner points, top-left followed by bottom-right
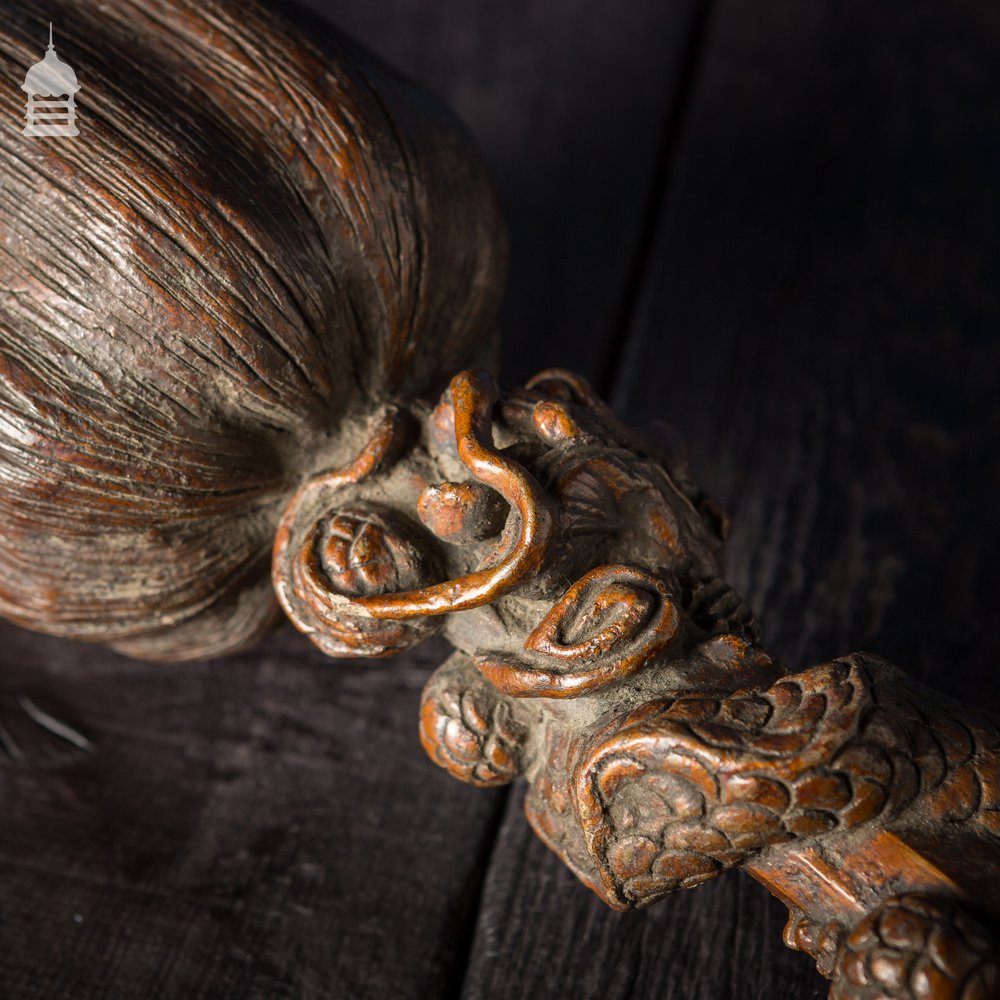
(22, 23), (80, 137)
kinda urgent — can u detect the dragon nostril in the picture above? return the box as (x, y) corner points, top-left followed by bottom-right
(417, 480), (506, 543)
(355, 369), (557, 620)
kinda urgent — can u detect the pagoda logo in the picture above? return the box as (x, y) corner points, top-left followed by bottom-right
(22, 23), (80, 138)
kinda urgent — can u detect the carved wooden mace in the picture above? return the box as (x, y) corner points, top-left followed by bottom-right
(0, 3), (996, 998)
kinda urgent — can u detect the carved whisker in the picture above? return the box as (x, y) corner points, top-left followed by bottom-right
(356, 370), (557, 619)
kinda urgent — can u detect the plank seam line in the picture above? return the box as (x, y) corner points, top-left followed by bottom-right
(597, 0), (719, 402)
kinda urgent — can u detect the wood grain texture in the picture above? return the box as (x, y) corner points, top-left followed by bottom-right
(296, 0), (704, 383)
(461, 0), (1000, 997)
(0, 622), (506, 999)
(612, 0), (1000, 704)
(0, 0), (505, 661)
(462, 789), (821, 1000)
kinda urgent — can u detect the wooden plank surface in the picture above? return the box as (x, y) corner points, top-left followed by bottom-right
(460, 1), (1000, 998)
(0, 625), (506, 999)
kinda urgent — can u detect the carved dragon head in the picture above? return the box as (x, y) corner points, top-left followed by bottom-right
(271, 367), (783, 904)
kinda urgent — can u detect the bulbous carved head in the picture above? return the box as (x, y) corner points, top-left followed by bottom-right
(0, 0), (505, 661)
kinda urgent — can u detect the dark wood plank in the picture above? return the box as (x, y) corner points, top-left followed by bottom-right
(612, 0), (1000, 706)
(298, 0), (705, 382)
(0, 624), (505, 999)
(462, 789), (822, 1000)
(461, 1), (1000, 997)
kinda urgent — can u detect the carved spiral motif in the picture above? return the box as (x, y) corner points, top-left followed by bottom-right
(477, 564), (680, 698)
(272, 407), (444, 657)
(286, 503), (443, 658)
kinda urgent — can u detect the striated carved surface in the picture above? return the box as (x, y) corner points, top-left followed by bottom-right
(1, 4), (994, 994)
(271, 366), (1000, 1000)
(0, 0), (506, 662)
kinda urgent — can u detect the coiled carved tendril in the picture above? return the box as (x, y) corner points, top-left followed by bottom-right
(272, 407), (443, 657)
(355, 370), (557, 619)
(477, 564), (681, 698)
(290, 504), (442, 657)
(273, 371), (560, 657)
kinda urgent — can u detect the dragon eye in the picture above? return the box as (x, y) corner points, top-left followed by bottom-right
(476, 564), (680, 698)
(276, 498), (443, 658)
(320, 509), (426, 596)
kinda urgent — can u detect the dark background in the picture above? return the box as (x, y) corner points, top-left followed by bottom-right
(3, 0), (1000, 997)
